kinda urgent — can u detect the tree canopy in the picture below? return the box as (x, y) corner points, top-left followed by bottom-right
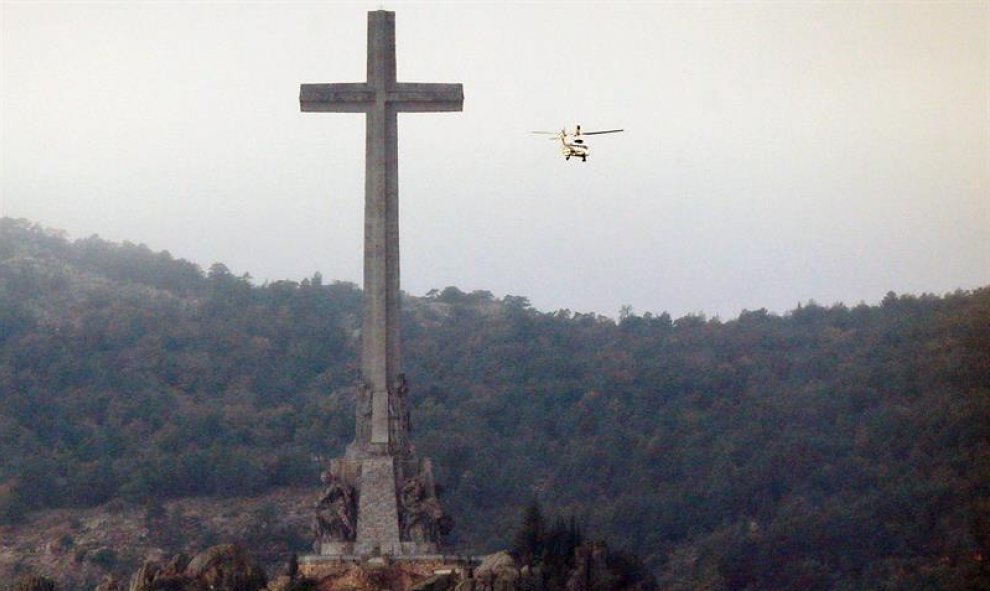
(1, 218), (988, 590)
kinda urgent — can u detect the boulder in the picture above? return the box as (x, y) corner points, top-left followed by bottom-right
(93, 576), (123, 591)
(475, 552), (521, 591)
(126, 546), (267, 591)
(163, 553), (190, 576)
(128, 561), (162, 591)
(184, 544), (267, 591)
(409, 573), (453, 591)
(475, 551), (517, 580)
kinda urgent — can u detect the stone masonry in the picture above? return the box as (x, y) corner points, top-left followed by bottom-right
(300, 10), (463, 558)
(355, 457), (402, 556)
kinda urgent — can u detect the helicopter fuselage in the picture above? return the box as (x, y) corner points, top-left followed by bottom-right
(561, 137), (589, 161)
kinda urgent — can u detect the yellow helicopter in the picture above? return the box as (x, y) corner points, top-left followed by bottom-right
(532, 125), (624, 162)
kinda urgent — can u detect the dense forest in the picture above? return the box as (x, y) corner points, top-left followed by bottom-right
(1, 218), (988, 590)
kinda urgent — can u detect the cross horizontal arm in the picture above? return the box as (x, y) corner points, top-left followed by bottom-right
(389, 83), (463, 112)
(300, 83), (375, 112)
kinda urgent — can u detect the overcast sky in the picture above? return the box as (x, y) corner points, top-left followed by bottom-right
(2, 1), (987, 319)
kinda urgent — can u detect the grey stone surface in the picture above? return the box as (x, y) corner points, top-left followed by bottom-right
(301, 11), (462, 456)
(354, 456), (403, 555)
(300, 10), (461, 557)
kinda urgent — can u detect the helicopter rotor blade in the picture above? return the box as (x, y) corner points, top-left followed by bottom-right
(581, 129), (624, 135)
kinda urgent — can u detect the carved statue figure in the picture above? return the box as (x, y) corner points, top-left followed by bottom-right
(396, 373), (412, 435)
(355, 382), (373, 445)
(313, 470), (356, 543)
(399, 476), (453, 542)
(395, 373), (410, 398)
(389, 373), (412, 450)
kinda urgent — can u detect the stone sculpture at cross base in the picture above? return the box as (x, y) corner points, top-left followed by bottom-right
(313, 469), (357, 546)
(311, 410), (450, 557)
(297, 9), (462, 568)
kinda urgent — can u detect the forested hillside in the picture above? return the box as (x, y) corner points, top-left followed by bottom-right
(1, 218), (988, 590)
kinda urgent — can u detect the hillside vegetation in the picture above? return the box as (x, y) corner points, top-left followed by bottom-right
(1, 218), (988, 590)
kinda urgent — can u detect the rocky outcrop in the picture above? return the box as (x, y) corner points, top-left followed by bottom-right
(185, 544), (267, 590)
(127, 558), (188, 591)
(476, 551), (518, 581)
(475, 551), (521, 591)
(409, 573), (453, 591)
(126, 544), (266, 591)
(93, 576), (123, 591)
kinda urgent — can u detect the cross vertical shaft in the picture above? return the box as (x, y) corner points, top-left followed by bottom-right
(301, 11), (462, 456)
(363, 12), (400, 447)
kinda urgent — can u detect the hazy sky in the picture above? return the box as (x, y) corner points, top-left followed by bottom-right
(2, 1), (987, 319)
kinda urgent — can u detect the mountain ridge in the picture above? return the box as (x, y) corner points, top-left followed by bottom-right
(1, 217), (988, 590)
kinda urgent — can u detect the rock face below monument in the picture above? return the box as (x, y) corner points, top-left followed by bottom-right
(299, 556), (472, 591)
(298, 552), (545, 591)
(128, 544), (267, 591)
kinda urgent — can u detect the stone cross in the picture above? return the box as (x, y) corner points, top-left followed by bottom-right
(300, 11), (462, 451)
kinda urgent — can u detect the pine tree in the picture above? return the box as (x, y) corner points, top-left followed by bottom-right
(512, 499), (546, 566)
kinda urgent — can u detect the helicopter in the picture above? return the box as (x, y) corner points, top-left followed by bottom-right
(531, 125), (624, 162)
